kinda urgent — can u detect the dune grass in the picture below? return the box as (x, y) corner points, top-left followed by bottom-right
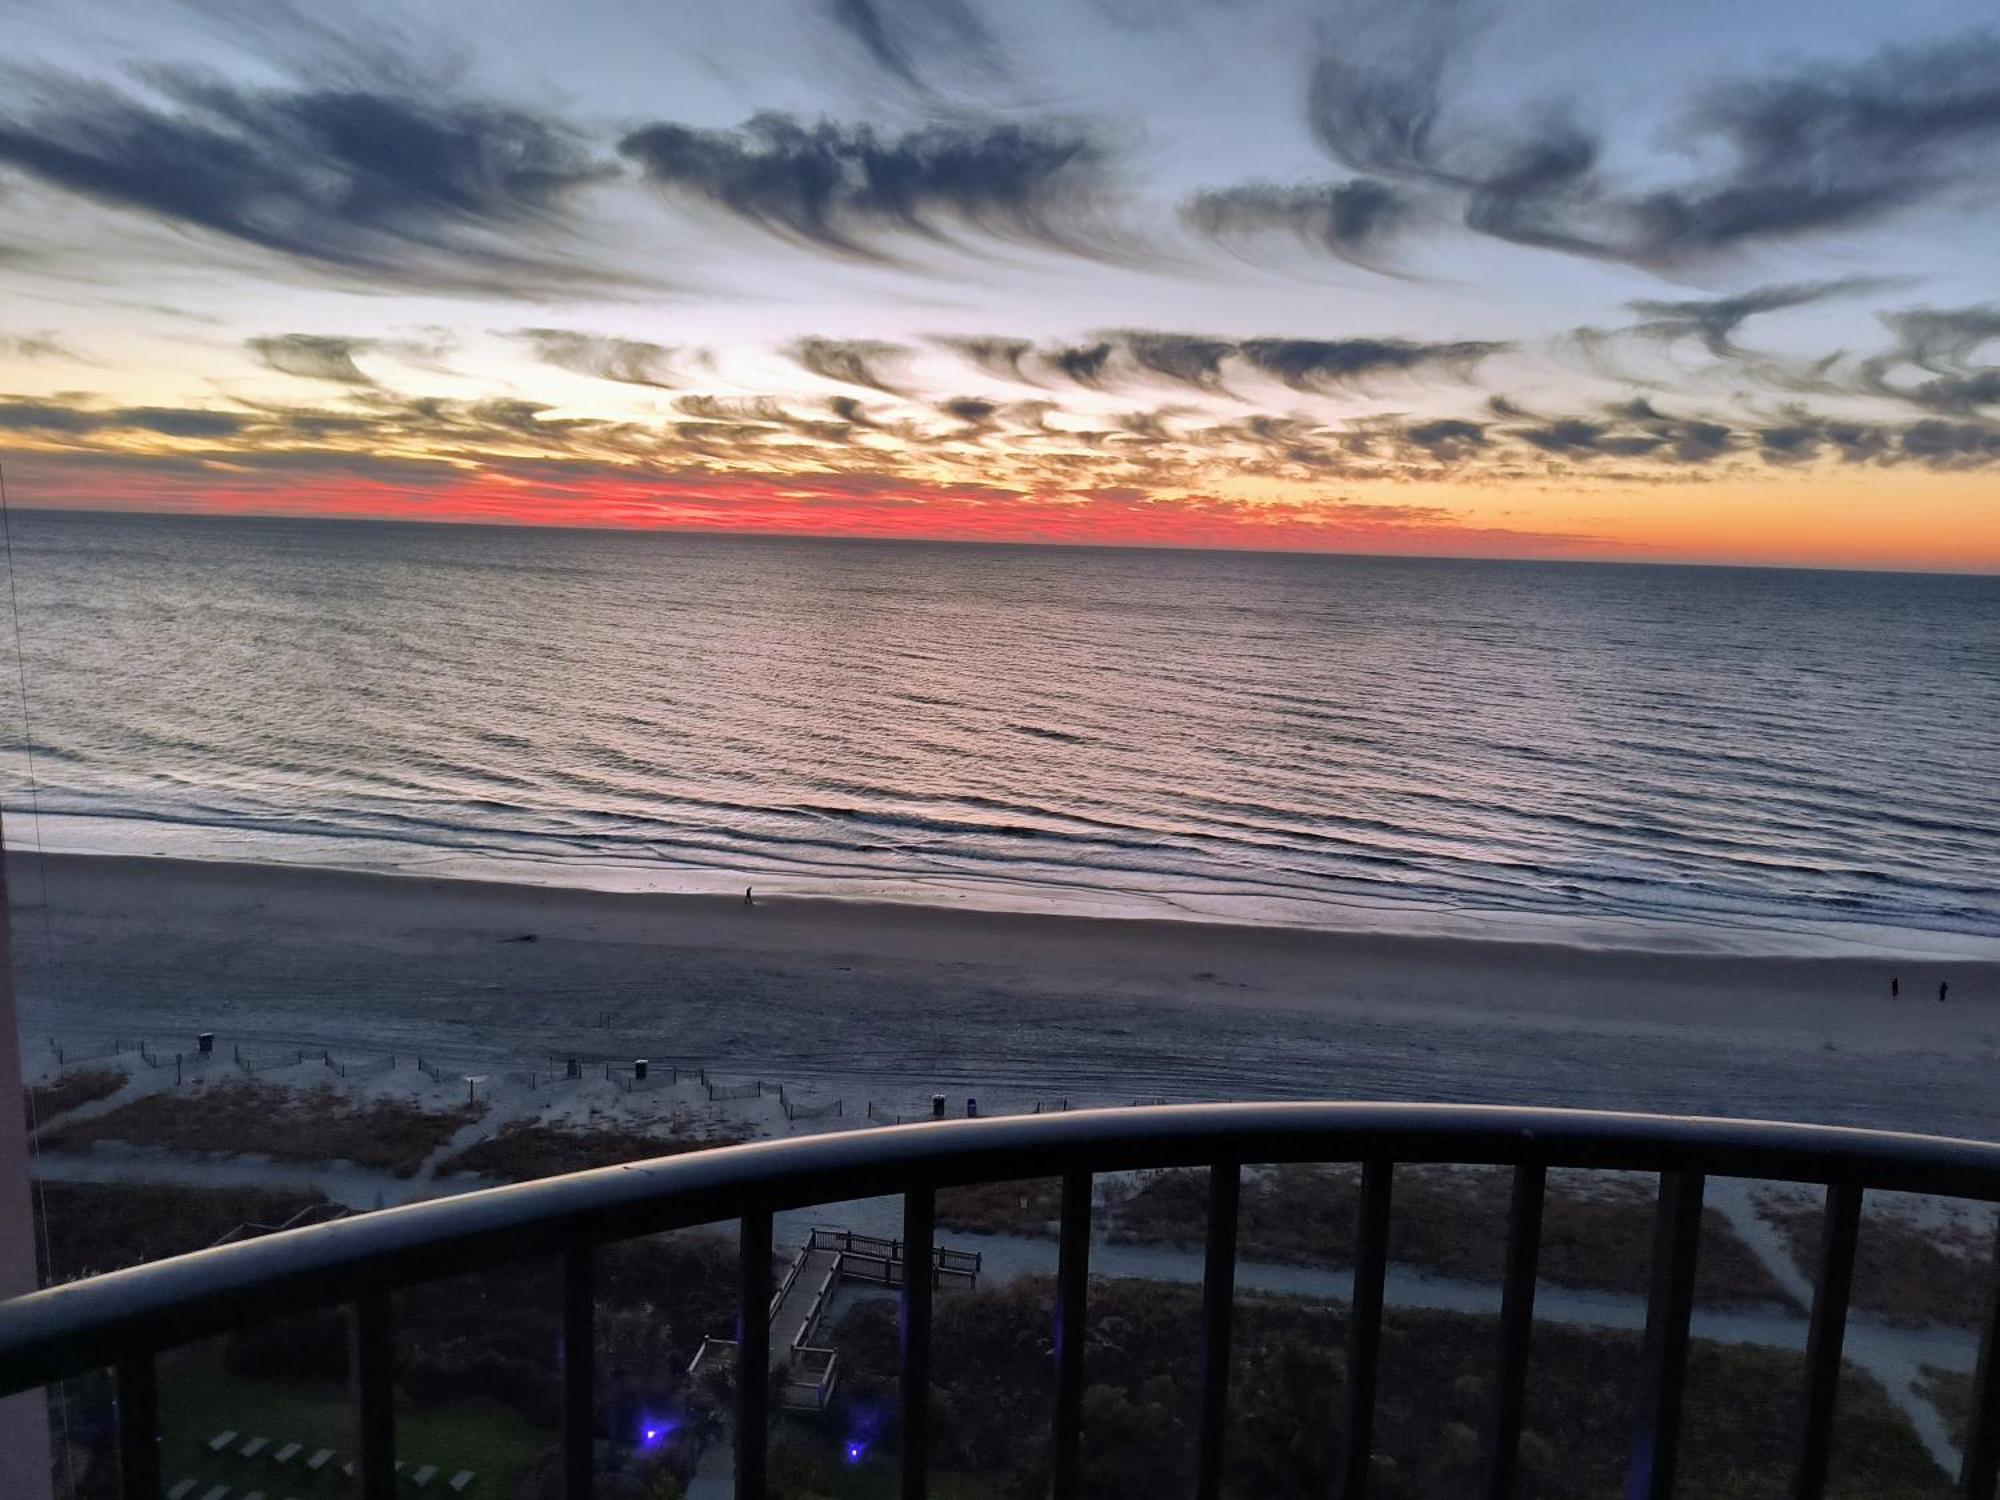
(40, 1080), (480, 1176)
(26, 1068), (127, 1128)
(437, 1117), (753, 1182)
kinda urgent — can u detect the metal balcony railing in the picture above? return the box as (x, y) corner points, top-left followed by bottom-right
(4, 1102), (2000, 1500)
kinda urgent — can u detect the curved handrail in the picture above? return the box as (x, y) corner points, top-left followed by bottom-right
(7, 1100), (2000, 1394)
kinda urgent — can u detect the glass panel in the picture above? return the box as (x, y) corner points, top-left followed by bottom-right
(599, 1224), (740, 1497)
(392, 1258), (562, 1496)
(157, 1324), (354, 1500)
(1081, 1167), (1203, 1498)
(825, 1177), (1061, 1497)
(1219, 1161), (1356, 1500)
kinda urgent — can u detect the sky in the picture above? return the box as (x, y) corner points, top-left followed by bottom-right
(0, 0), (1997, 568)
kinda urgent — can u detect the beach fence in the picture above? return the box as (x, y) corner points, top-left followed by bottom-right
(705, 1077), (764, 1103)
(235, 1044), (307, 1074)
(538, 1052), (690, 1091)
(864, 1101), (941, 1125)
(324, 1051), (397, 1079)
(778, 1086), (843, 1122)
(51, 1038), (123, 1067)
(607, 1062), (677, 1093)
(1031, 1099), (1071, 1114)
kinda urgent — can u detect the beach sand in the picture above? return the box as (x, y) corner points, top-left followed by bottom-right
(12, 853), (2000, 1139)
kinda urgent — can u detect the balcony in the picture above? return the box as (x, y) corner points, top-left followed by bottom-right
(4, 1101), (2000, 1499)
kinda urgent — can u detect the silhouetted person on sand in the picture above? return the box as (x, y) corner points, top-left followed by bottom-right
(744, 886), (755, 906)
(1940, 980), (1949, 1003)
(1891, 976), (1899, 998)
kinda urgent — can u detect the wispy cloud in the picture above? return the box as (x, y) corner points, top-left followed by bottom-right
(618, 112), (1121, 262)
(1290, 9), (2000, 271)
(0, 69), (616, 291)
(249, 333), (376, 384)
(934, 328), (1506, 396)
(0, 333), (76, 361)
(1236, 336), (1504, 392)
(1182, 179), (1413, 267)
(1859, 305), (2000, 415)
(1622, 279), (1892, 359)
(786, 337), (912, 393)
(0, 399), (248, 437)
(513, 329), (683, 389)
(815, 0), (1004, 89)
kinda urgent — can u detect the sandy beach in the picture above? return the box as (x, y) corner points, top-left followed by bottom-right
(11, 852), (1998, 1140)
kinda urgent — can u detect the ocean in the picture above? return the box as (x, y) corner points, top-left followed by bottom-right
(5, 509), (1996, 954)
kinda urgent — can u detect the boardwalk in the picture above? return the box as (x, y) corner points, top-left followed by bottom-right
(768, 1246), (839, 1367)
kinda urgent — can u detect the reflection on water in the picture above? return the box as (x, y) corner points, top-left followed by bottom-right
(5, 510), (1996, 949)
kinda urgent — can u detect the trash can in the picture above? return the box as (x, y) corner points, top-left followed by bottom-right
(966, 1098), (979, 1118)
(566, 1057), (581, 1079)
(931, 1093), (946, 1119)
(196, 1031), (214, 1056)
(635, 1058), (650, 1082)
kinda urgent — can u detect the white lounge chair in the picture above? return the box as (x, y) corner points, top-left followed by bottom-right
(239, 1437), (269, 1459)
(207, 1431), (238, 1452)
(411, 1464), (438, 1487)
(304, 1449), (334, 1472)
(166, 1481), (197, 1500)
(449, 1471), (476, 1492)
(199, 1487), (230, 1500)
(243, 1492), (266, 1500)
(272, 1442), (301, 1464)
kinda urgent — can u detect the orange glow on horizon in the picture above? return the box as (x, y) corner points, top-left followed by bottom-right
(6, 453), (1996, 573)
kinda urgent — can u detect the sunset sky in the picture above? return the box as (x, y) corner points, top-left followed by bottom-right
(2, 0), (1997, 568)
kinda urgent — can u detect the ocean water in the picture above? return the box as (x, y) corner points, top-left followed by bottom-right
(4, 509), (1996, 954)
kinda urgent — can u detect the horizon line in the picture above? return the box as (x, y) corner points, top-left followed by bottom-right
(10, 501), (1999, 580)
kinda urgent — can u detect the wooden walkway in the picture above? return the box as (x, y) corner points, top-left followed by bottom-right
(767, 1247), (839, 1367)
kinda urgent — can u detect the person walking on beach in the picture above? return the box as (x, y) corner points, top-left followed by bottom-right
(744, 886), (755, 907)
(1940, 980), (1949, 1003)
(1891, 976), (1899, 998)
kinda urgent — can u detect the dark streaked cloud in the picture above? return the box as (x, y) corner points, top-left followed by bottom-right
(1878, 306), (2000, 373)
(786, 337), (912, 393)
(0, 399), (247, 437)
(1120, 331), (1234, 392)
(1045, 341), (1115, 389)
(515, 329), (682, 389)
(1, 334), (74, 361)
(1305, 17), (2000, 269)
(933, 335), (1034, 382)
(816, 0), (1003, 89)
(1628, 36), (2000, 261)
(1860, 304), (2000, 414)
(1896, 419), (2000, 466)
(937, 396), (1003, 434)
(1754, 413), (1894, 465)
(0, 71), (613, 290)
(935, 328), (1504, 396)
(1182, 178), (1411, 265)
(249, 333), (375, 384)
(1509, 400), (1738, 464)
(1514, 419), (1657, 458)
(617, 112), (1118, 262)
(1625, 278), (1890, 358)
(1236, 336), (1503, 392)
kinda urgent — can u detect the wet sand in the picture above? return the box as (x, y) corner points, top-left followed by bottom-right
(11, 852), (2000, 1139)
